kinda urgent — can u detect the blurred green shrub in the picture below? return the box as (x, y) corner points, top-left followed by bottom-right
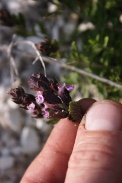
(54, 0), (122, 101)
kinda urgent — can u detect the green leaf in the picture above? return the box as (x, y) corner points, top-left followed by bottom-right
(69, 100), (84, 122)
(46, 119), (59, 125)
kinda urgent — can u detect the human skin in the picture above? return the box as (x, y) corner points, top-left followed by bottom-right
(20, 99), (122, 183)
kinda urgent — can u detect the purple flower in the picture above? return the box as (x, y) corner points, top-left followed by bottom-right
(44, 111), (49, 118)
(27, 103), (35, 111)
(58, 83), (66, 95)
(35, 91), (44, 104)
(58, 83), (74, 93)
(65, 85), (74, 91)
(42, 108), (49, 118)
(8, 73), (76, 121)
(57, 83), (73, 106)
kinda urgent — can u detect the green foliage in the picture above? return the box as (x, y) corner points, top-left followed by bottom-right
(13, 13), (28, 36)
(54, 0), (122, 101)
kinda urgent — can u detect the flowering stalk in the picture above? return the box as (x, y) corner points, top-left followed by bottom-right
(35, 38), (59, 56)
(8, 73), (84, 123)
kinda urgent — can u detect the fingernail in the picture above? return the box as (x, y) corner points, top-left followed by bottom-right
(85, 100), (122, 131)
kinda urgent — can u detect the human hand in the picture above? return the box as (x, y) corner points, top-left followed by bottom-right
(20, 99), (122, 183)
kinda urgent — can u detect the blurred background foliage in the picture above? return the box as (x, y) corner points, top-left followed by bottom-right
(1, 0), (122, 101)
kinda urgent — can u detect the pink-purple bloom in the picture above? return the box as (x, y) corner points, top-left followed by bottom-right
(27, 103), (35, 111)
(42, 108), (49, 118)
(58, 83), (74, 94)
(65, 85), (74, 91)
(9, 73), (77, 121)
(35, 91), (44, 104)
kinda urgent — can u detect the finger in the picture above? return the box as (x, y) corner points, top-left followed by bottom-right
(20, 118), (79, 183)
(65, 100), (122, 183)
(20, 98), (96, 183)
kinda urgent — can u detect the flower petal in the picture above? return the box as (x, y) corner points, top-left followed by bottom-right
(66, 85), (74, 91)
(27, 103), (35, 111)
(36, 91), (44, 104)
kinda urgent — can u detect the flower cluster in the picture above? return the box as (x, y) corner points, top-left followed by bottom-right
(9, 73), (75, 120)
(35, 38), (59, 56)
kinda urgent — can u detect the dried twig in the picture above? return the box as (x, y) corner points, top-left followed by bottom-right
(14, 40), (47, 76)
(7, 34), (19, 83)
(12, 39), (122, 89)
(42, 56), (122, 89)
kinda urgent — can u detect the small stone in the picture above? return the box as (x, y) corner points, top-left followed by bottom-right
(48, 3), (57, 13)
(7, 108), (24, 132)
(7, 98), (18, 109)
(10, 146), (22, 156)
(25, 115), (36, 126)
(20, 126), (40, 154)
(36, 119), (52, 133)
(0, 87), (6, 102)
(35, 119), (44, 129)
(1, 132), (17, 148)
(36, 119), (52, 141)
(1, 147), (10, 156)
(0, 155), (15, 171)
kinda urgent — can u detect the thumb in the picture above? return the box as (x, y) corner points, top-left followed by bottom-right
(65, 100), (122, 183)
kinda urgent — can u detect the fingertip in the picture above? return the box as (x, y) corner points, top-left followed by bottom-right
(85, 100), (122, 131)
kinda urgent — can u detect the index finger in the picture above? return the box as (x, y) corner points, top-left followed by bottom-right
(20, 98), (96, 183)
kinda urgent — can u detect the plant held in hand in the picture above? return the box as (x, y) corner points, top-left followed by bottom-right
(8, 73), (84, 123)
